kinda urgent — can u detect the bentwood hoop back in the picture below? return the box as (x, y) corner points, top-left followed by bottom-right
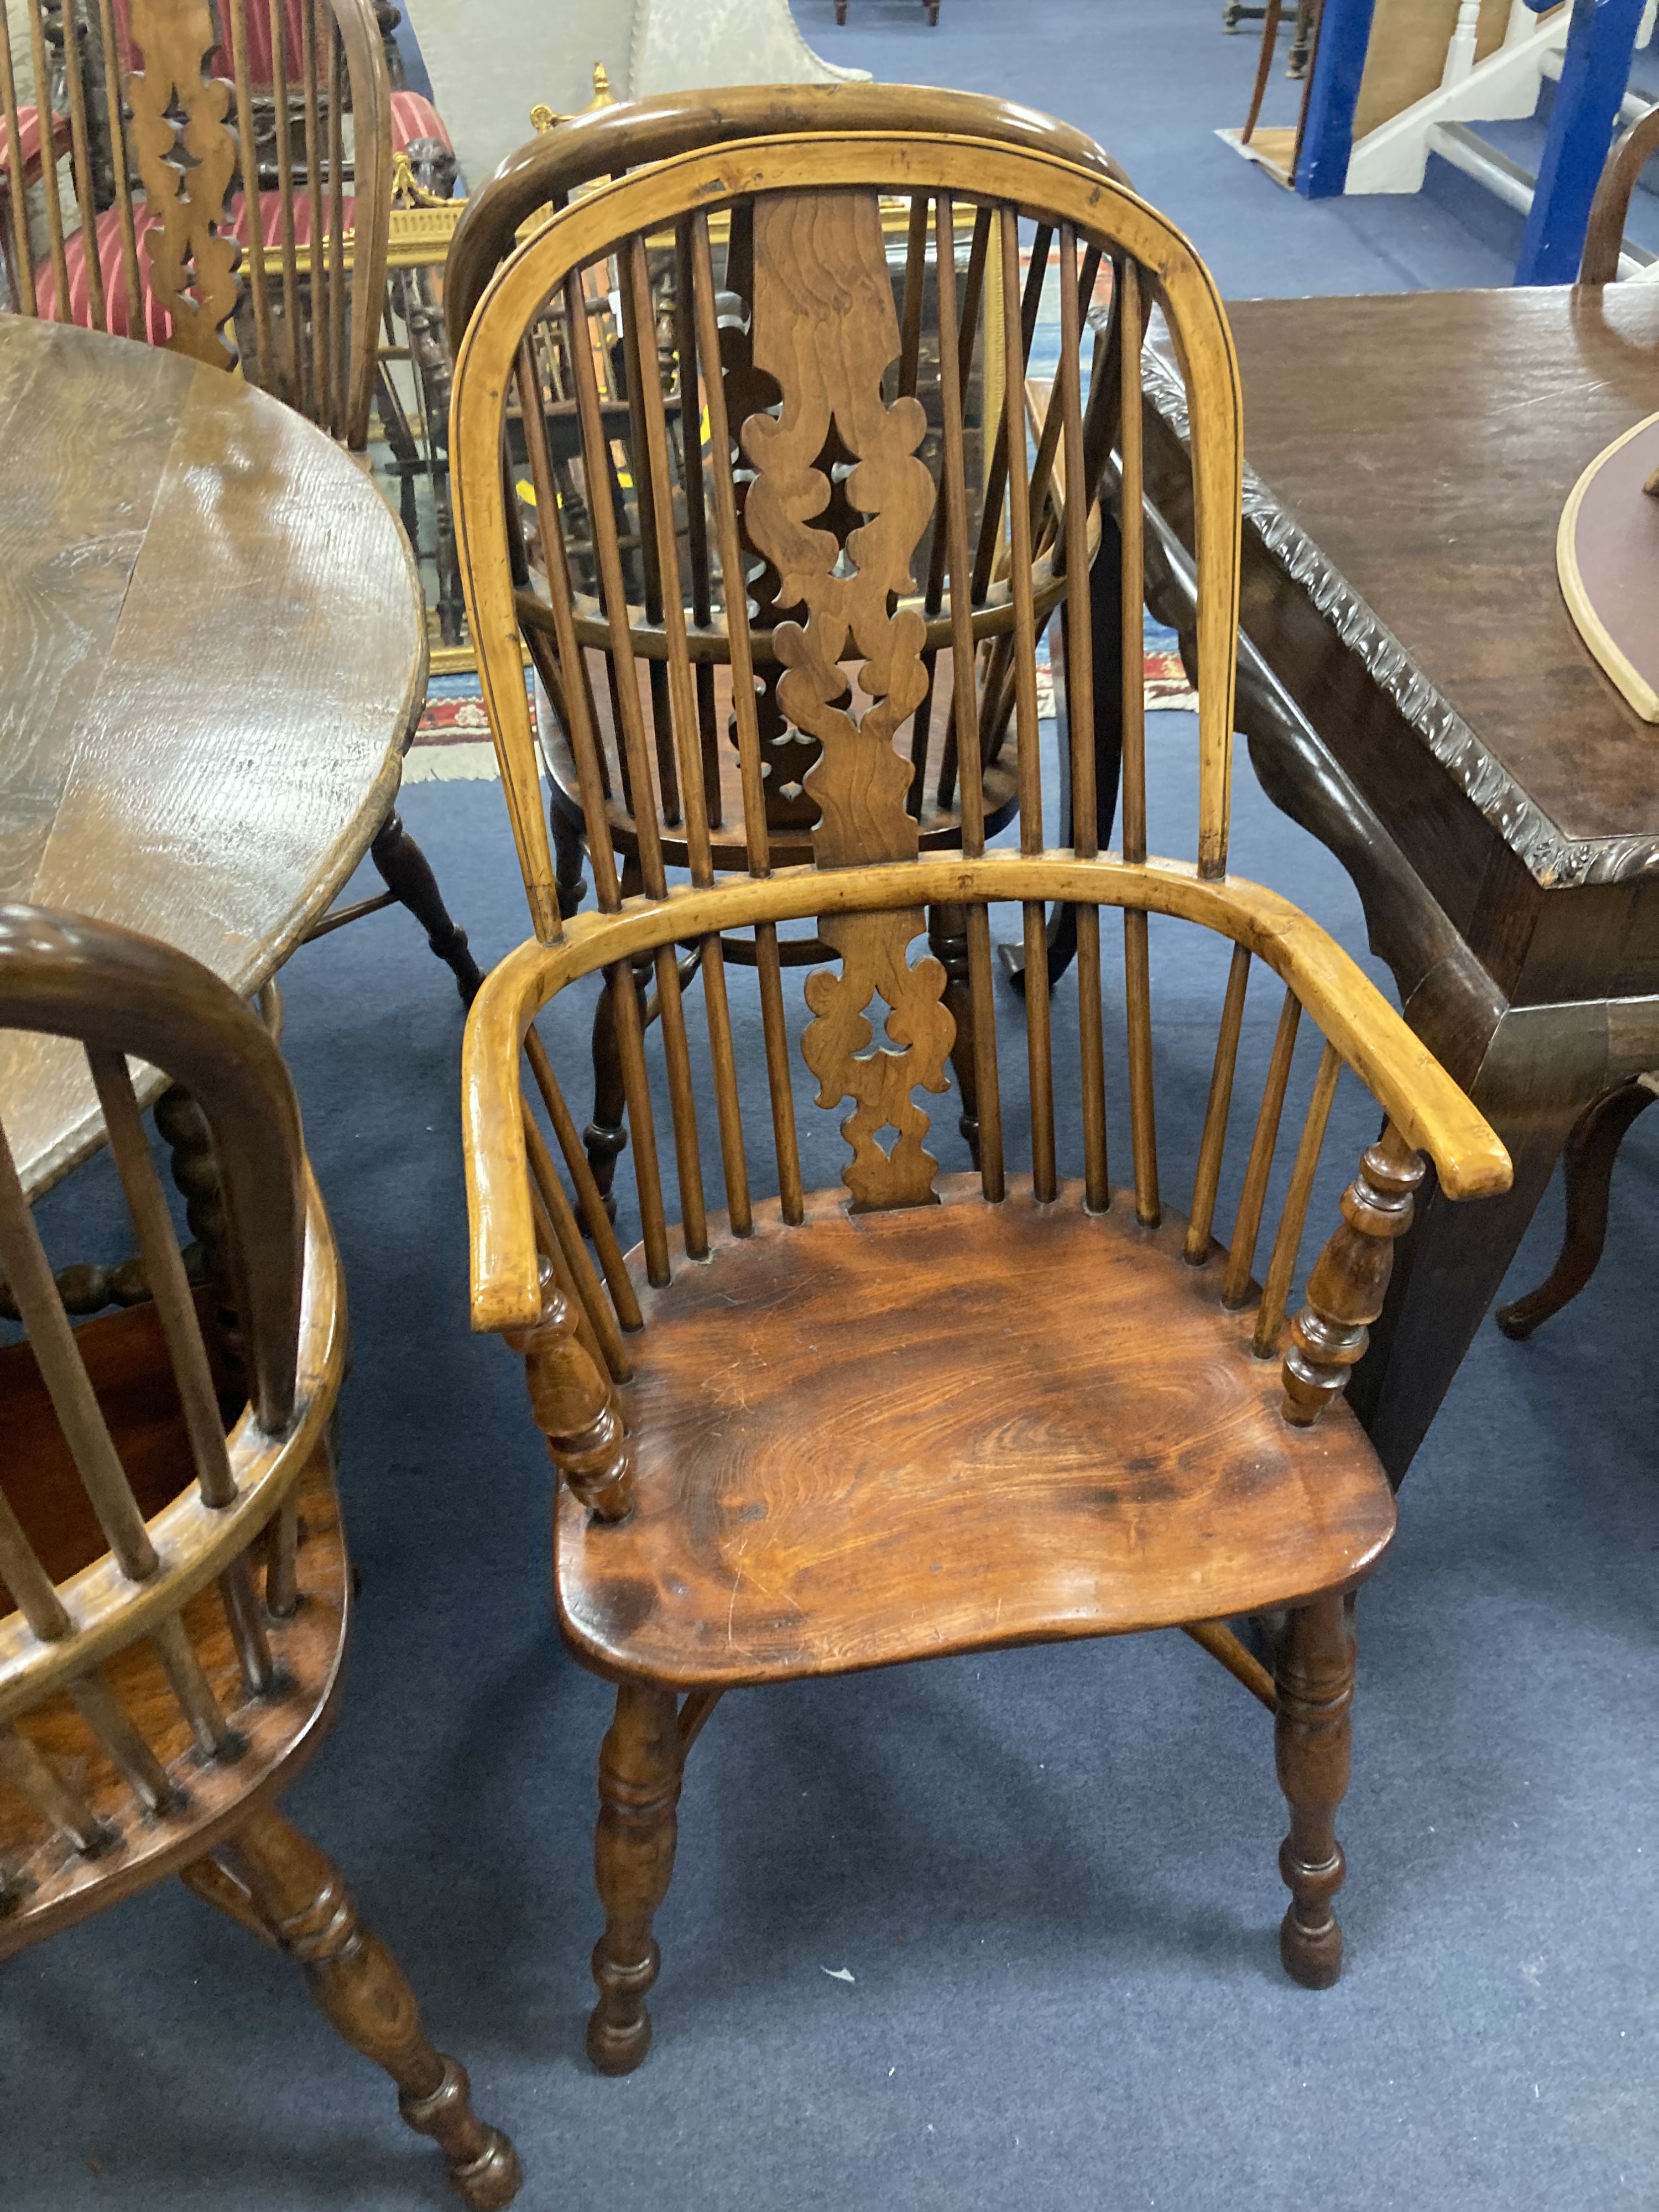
(451, 130), (1511, 2073)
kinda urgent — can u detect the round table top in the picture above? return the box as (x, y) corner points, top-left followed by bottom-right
(0, 317), (427, 1197)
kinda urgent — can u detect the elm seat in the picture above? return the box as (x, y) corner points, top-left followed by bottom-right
(559, 1180), (1397, 1687)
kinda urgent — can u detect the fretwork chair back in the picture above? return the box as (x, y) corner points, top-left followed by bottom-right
(451, 134), (1512, 2073)
(0, 0), (481, 1000)
(445, 84), (1134, 1199)
(0, 905), (520, 2208)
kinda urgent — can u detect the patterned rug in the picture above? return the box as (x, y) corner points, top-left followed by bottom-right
(405, 627), (1198, 784)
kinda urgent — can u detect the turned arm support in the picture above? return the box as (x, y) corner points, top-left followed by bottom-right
(1281, 1124), (1425, 1427)
(505, 1260), (635, 1521)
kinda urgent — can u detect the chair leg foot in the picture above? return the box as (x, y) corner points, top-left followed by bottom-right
(587, 1683), (682, 2074)
(1273, 1591), (1354, 1990)
(220, 1805), (523, 2206)
(371, 810), (484, 1005)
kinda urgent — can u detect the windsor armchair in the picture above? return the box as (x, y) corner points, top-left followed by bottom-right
(452, 134), (1511, 2072)
(0, 905), (520, 2204)
(0, 0), (481, 1002)
(445, 84), (1132, 1201)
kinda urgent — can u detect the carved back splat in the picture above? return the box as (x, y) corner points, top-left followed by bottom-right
(126, 0), (241, 364)
(744, 189), (952, 1209)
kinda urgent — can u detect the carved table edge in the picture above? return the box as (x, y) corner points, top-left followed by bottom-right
(1141, 346), (1659, 893)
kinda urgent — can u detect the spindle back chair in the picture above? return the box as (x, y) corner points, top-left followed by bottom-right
(445, 84), (1133, 1197)
(0, 904), (519, 2207)
(0, 0), (390, 448)
(452, 135), (1511, 2072)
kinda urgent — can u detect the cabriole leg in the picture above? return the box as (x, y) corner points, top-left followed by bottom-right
(1274, 1591), (1355, 1990)
(587, 1682), (682, 2075)
(219, 1805), (522, 2208)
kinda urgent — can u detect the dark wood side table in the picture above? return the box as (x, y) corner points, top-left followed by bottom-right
(0, 316), (427, 1200)
(1140, 281), (1659, 1484)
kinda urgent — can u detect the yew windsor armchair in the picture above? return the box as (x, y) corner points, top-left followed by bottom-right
(0, 0), (481, 1002)
(451, 132), (1511, 2072)
(0, 905), (519, 2204)
(445, 84), (1131, 1201)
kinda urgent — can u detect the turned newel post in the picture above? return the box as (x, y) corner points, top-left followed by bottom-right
(1281, 1125), (1425, 1427)
(505, 1262), (635, 1521)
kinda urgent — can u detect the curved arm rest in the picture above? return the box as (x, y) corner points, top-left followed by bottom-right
(462, 853), (1512, 1334)
(1580, 99), (1659, 284)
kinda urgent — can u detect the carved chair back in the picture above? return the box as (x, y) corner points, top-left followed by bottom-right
(0, 904), (342, 1940)
(452, 135), (1510, 1405)
(1580, 97), (1659, 284)
(446, 86), (1133, 874)
(0, 0), (390, 445)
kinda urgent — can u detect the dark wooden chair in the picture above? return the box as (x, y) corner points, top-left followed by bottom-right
(0, 903), (520, 2204)
(0, 0), (481, 1003)
(445, 83), (1133, 1202)
(450, 128), (1512, 2069)
(1496, 103), (1659, 1340)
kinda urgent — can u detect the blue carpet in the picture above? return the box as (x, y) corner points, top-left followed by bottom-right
(6, 6), (1657, 2209)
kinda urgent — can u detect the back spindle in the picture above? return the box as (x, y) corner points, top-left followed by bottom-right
(227, 0), (273, 392)
(1001, 206), (1055, 1202)
(690, 208), (804, 1227)
(935, 190), (1004, 1203)
(1253, 1040), (1341, 1357)
(1057, 222), (1108, 1212)
(56, 0), (103, 331)
(0, 8), (36, 317)
(1185, 942), (1252, 1260)
(1221, 985), (1302, 1310)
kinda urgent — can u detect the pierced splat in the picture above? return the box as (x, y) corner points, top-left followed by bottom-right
(802, 910), (954, 1211)
(742, 189), (950, 1210)
(126, 0), (241, 366)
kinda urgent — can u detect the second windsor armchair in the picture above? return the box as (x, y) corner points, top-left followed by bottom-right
(0, 904), (519, 2203)
(451, 130), (1511, 2072)
(445, 84), (1134, 1202)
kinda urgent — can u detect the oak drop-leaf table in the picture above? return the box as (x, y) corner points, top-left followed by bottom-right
(0, 316), (427, 1198)
(1142, 280), (1659, 1482)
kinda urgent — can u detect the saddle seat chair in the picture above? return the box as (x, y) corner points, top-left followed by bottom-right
(448, 126), (1512, 2073)
(0, 904), (519, 2206)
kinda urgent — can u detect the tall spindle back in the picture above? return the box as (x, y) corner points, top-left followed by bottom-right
(446, 91), (1138, 938)
(0, 0), (390, 447)
(453, 135), (1240, 942)
(0, 904), (340, 1911)
(455, 138), (1508, 1383)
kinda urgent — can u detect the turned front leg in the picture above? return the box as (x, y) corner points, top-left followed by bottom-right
(1283, 1124), (1425, 1426)
(505, 1263), (634, 1521)
(588, 1682), (683, 2074)
(1274, 1593), (1356, 1989)
(220, 1806), (522, 2208)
